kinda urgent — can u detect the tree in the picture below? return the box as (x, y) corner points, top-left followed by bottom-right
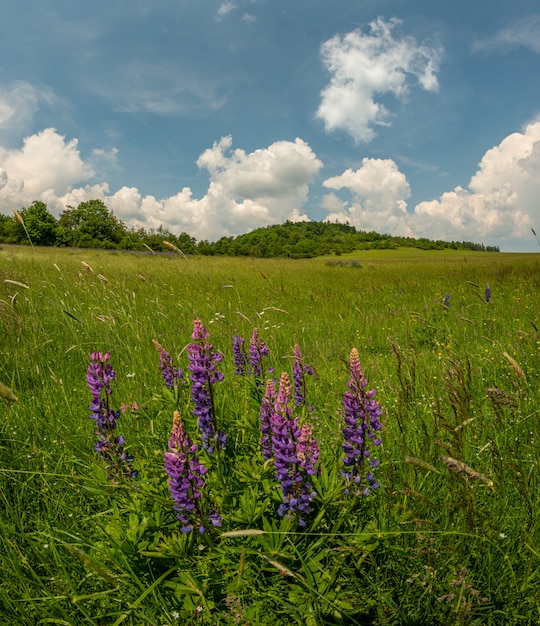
(18, 201), (58, 246)
(58, 200), (125, 247)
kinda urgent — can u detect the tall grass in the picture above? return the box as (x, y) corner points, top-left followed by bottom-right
(1, 245), (539, 624)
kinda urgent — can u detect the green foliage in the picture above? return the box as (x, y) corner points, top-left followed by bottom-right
(1, 200), (500, 255)
(205, 221), (501, 258)
(0, 246), (538, 624)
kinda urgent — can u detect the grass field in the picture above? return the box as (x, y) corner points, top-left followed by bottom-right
(1, 244), (539, 625)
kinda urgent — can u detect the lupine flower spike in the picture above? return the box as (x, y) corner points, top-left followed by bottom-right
(164, 411), (222, 533)
(153, 339), (184, 388)
(87, 351), (137, 480)
(292, 344), (315, 408)
(342, 348), (383, 495)
(485, 283), (491, 304)
(270, 372), (319, 526)
(260, 379), (276, 460)
(443, 293), (451, 309)
(232, 335), (249, 376)
(188, 318), (226, 453)
(249, 327), (271, 381)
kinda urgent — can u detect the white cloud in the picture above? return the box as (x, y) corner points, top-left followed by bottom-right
(3, 132), (322, 241)
(474, 15), (540, 54)
(321, 120), (540, 250)
(0, 128), (93, 208)
(411, 120), (540, 247)
(0, 81), (52, 145)
(322, 158), (413, 234)
(316, 17), (442, 143)
(2, 123), (540, 250)
(217, 2), (237, 18)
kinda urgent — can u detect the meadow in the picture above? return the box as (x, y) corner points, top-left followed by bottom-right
(0, 244), (539, 625)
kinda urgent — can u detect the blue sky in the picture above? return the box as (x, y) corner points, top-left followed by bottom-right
(1, 0), (540, 251)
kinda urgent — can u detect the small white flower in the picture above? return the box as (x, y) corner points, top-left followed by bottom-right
(499, 532), (507, 539)
(171, 611), (180, 619)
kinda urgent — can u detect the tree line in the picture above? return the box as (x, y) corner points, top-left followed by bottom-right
(0, 200), (500, 256)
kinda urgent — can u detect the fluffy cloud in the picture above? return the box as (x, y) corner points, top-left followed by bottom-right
(316, 17), (441, 143)
(411, 120), (540, 247)
(0, 129), (321, 241)
(322, 119), (540, 250)
(322, 158), (413, 234)
(2, 122), (540, 250)
(0, 128), (93, 208)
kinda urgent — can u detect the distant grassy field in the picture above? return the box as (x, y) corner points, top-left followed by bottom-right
(1, 244), (539, 625)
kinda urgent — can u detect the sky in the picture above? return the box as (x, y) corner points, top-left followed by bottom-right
(1, 1), (540, 251)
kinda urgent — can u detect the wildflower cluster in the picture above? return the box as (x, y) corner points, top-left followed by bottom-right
(88, 319), (384, 535)
(164, 411), (221, 533)
(86, 351), (137, 480)
(188, 318), (226, 453)
(342, 348), (382, 495)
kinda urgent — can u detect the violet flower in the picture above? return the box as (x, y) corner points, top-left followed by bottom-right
(485, 283), (491, 304)
(271, 372), (318, 526)
(443, 293), (451, 309)
(153, 339), (184, 388)
(249, 327), (270, 380)
(87, 351), (137, 480)
(232, 335), (249, 375)
(164, 411), (221, 533)
(292, 344), (315, 407)
(260, 379), (276, 460)
(341, 348), (382, 495)
(188, 318), (226, 453)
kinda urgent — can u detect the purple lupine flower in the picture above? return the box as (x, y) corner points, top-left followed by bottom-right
(292, 344), (315, 407)
(260, 379), (276, 460)
(249, 327), (270, 380)
(87, 351), (137, 480)
(153, 339), (184, 388)
(270, 372), (318, 527)
(443, 293), (451, 309)
(188, 318), (226, 453)
(164, 411), (221, 533)
(232, 335), (249, 375)
(485, 283), (491, 304)
(342, 348), (382, 496)
(297, 423), (319, 476)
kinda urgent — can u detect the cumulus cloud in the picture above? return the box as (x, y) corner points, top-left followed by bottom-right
(0, 128), (93, 208)
(2, 122), (540, 250)
(322, 158), (413, 234)
(102, 132), (322, 240)
(411, 120), (540, 247)
(316, 17), (442, 143)
(474, 15), (540, 54)
(0, 129), (321, 241)
(321, 119), (540, 250)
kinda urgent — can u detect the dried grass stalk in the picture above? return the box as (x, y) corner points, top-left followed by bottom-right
(441, 455), (493, 488)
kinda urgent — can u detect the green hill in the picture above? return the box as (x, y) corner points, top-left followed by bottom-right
(208, 220), (499, 258)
